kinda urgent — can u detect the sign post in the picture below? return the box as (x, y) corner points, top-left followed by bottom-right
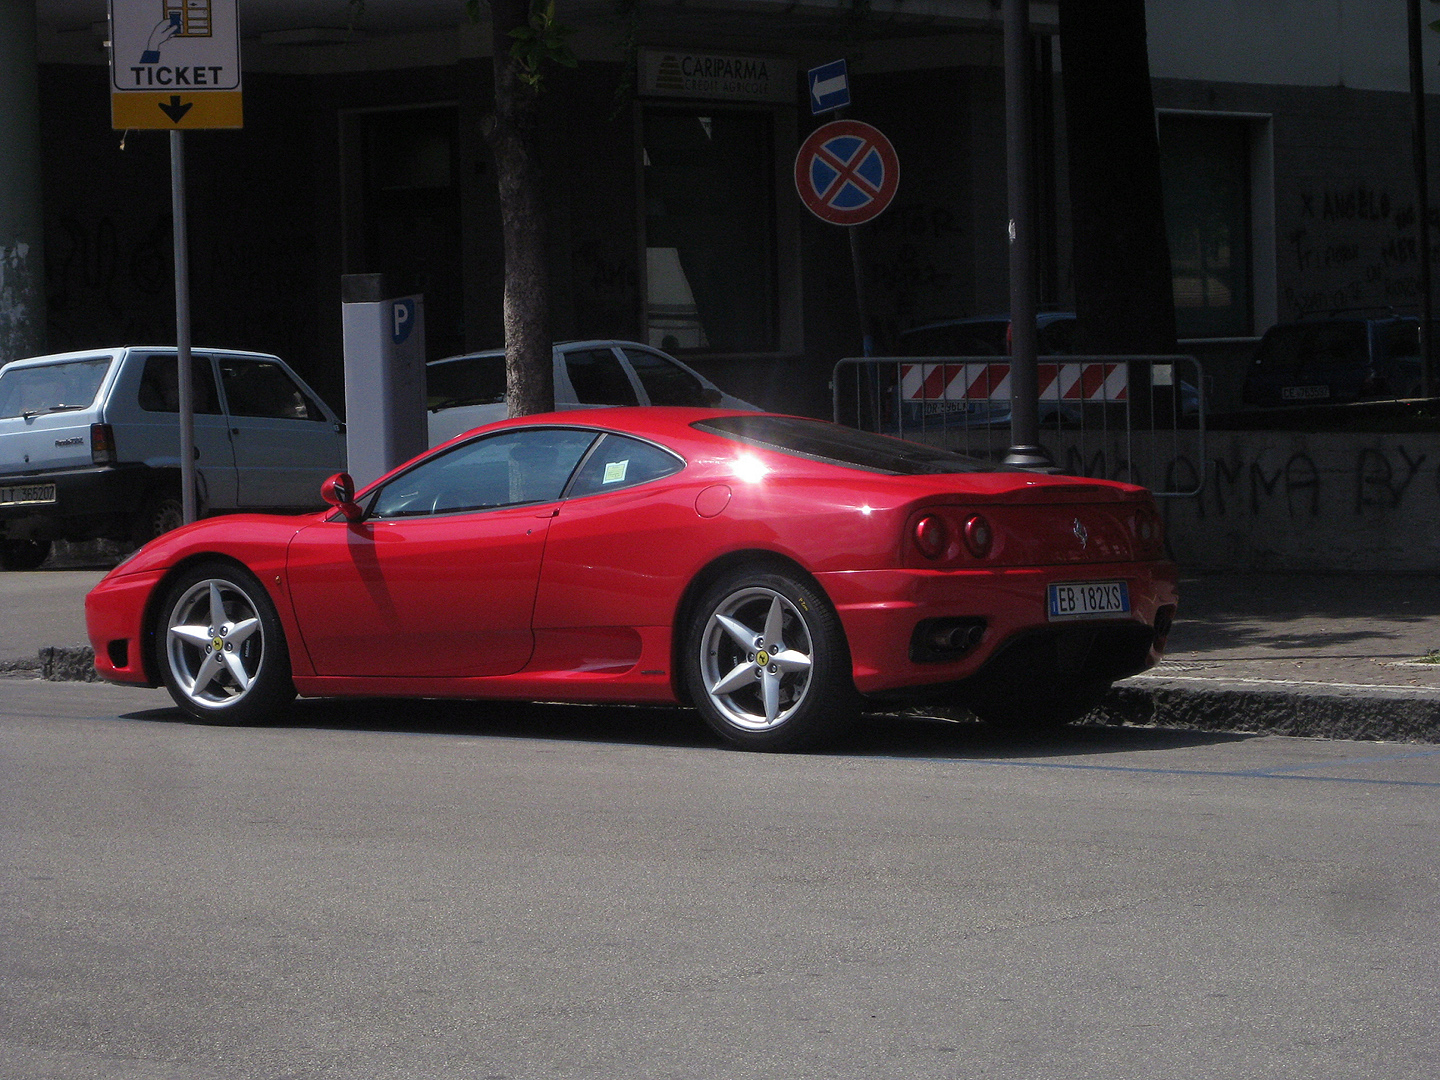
(109, 0), (243, 525)
(794, 117), (898, 356)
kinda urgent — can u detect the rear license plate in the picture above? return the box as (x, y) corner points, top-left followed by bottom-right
(1048, 580), (1130, 621)
(0, 483), (57, 507)
(1281, 384), (1330, 401)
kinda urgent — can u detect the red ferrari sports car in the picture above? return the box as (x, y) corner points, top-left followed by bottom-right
(86, 409), (1177, 750)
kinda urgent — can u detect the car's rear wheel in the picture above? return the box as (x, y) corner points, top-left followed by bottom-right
(133, 490), (185, 547)
(156, 562), (295, 724)
(685, 568), (857, 751)
(0, 538), (52, 571)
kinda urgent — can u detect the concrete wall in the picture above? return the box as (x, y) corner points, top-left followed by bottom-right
(1146, 0), (1440, 93)
(1051, 429), (1440, 573)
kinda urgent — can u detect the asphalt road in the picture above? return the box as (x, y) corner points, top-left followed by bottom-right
(3, 679), (1438, 1080)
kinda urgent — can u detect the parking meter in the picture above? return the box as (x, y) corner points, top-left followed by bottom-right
(341, 274), (428, 488)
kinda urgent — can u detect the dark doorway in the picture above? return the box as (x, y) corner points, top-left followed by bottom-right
(357, 106), (464, 360)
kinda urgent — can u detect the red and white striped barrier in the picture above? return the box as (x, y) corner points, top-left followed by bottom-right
(899, 362), (1128, 402)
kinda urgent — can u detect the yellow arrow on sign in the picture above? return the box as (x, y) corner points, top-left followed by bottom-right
(111, 91), (243, 130)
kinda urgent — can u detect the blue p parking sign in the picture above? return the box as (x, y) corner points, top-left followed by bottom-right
(392, 299), (415, 344)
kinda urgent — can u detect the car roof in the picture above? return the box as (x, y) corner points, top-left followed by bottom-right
(1, 346), (282, 370)
(430, 340), (667, 364)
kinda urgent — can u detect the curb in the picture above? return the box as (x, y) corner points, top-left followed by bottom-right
(34, 646), (101, 683)
(11, 648), (1440, 744)
(1098, 682), (1440, 743)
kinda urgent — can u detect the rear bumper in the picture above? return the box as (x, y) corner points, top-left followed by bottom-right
(0, 464), (157, 541)
(818, 561), (1178, 696)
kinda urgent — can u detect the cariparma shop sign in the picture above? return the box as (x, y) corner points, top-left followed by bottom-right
(639, 49), (795, 104)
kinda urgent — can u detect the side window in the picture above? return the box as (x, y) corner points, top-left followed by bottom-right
(427, 355), (506, 409)
(218, 359), (322, 420)
(137, 355), (222, 415)
(1038, 319), (1079, 356)
(621, 348), (710, 407)
(563, 349), (638, 406)
(566, 433), (684, 498)
(1383, 321), (1420, 359)
(370, 428), (598, 518)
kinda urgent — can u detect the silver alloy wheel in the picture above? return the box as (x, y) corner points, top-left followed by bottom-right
(164, 577), (266, 710)
(698, 586), (816, 731)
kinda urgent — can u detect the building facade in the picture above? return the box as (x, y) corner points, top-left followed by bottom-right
(6, 0), (1438, 418)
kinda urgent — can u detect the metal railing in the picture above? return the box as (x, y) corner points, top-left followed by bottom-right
(832, 354), (1207, 497)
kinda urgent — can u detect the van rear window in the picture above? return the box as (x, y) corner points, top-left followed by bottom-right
(0, 358), (111, 419)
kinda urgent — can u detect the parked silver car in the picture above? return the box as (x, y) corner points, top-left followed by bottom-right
(426, 340), (758, 445)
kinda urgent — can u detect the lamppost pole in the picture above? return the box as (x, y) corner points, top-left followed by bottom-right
(1408, 0), (1434, 398)
(1003, 0), (1054, 469)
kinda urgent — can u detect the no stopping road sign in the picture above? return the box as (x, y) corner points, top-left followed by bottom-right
(793, 119), (899, 226)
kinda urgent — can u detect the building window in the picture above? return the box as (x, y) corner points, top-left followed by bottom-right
(1160, 114), (1254, 338)
(642, 108), (778, 353)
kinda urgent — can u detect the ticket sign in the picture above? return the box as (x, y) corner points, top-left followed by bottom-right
(109, 0), (243, 129)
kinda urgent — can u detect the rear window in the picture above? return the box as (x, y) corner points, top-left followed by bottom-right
(1252, 322), (1367, 375)
(899, 322), (1007, 357)
(693, 415), (993, 476)
(0, 357), (112, 419)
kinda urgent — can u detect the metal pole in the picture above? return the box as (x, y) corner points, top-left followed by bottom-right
(1408, 0), (1434, 398)
(1002, 0), (1053, 469)
(848, 225), (874, 357)
(170, 129), (197, 525)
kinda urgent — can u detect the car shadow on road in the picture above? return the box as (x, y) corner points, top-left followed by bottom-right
(117, 696), (1255, 759)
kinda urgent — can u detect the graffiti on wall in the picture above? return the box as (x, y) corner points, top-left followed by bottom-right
(1056, 440), (1436, 519)
(1285, 183), (1440, 317)
(44, 212), (317, 356)
(1, 240), (45, 362)
(865, 201), (964, 327)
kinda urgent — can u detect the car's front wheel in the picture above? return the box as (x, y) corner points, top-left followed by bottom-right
(685, 568), (857, 751)
(156, 562), (296, 724)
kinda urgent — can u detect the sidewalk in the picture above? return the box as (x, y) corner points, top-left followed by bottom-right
(3, 565), (1438, 741)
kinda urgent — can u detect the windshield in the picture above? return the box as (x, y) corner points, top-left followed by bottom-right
(693, 415), (994, 476)
(0, 357), (112, 419)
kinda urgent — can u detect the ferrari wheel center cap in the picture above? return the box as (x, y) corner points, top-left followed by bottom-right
(756, 650), (770, 666)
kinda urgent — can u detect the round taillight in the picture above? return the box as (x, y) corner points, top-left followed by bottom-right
(913, 514), (948, 559)
(1133, 507), (1163, 549)
(963, 514), (993, 558)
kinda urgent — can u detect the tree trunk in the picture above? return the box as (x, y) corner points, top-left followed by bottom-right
(1060, 0), (1177, 356)
(487, 0), (554, 416)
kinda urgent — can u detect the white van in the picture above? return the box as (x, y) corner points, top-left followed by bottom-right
(0, 347), (345, 569)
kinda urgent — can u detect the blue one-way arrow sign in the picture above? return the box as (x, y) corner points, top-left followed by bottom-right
(808, 59), (850, 115)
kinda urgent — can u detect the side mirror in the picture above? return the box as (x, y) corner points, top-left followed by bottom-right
(321, 472), (363, 521)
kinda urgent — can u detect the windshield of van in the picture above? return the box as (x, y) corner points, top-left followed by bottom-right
(0, 358), (112, 419)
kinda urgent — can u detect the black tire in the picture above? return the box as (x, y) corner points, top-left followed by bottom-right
(154, 561), (296, 725)
(0, 538), (52, 571)
(968, 680), (1111, 733)
(684, 568), (858, 751)
(132, 491), (184, 547)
